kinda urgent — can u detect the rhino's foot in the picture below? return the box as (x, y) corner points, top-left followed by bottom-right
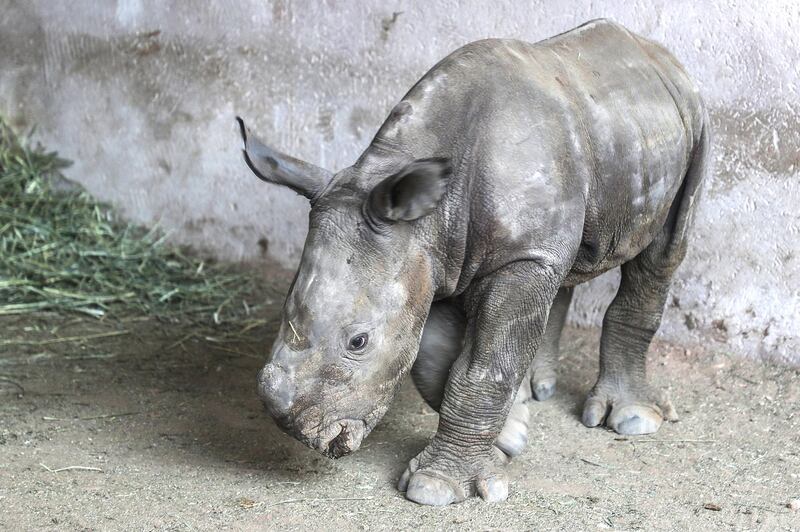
(398, 440), (510, 506)
(529, 367), (557, 401)
(582, 384), (678, 435)
(494, 401), (529, 458)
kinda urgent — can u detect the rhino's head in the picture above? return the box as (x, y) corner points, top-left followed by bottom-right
(237, 118), (450, 458)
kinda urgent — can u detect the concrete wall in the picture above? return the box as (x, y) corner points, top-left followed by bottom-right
(1, 1), (798, 364)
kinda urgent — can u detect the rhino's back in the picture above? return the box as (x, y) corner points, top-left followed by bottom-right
(364, 20), (706, 289)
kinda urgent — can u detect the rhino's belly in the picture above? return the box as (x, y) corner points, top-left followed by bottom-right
(563, 170), (685, 287)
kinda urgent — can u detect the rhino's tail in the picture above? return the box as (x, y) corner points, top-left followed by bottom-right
(660, 111), (711, 266)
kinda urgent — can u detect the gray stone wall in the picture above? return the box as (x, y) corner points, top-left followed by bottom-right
(1, 1), (798, 364)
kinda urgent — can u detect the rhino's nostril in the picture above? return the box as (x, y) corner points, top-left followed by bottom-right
(319, 419), (367, 459)
(327, 426), (350, 459)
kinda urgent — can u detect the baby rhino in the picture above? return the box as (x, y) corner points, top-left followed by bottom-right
(240, 19), (709, 506)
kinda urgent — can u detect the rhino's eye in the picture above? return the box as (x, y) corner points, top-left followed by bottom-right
(347, 333), (369, 352)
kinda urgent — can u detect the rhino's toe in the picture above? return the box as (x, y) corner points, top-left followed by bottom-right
(397, 467), (411, 492)
(495, 424), (527, 458)
(529, 367), (557, 402)
(532, 377), (557, 401)
(581, 397), (610, 427)
(476, 473), (509, 503)
(405, 471), (463, 506)
(608, 404), (663, 434)
(397, 455), (419, 492)
(494, 402), (529, 458)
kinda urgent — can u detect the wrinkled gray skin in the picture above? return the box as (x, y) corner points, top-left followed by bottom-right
(241, 19), (709, 506)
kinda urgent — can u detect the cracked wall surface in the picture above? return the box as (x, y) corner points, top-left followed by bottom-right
(1, 0), (798, 364)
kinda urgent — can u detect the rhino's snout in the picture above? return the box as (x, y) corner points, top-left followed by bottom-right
(258, 362), (369, 458)
(257, 363), (295, 425)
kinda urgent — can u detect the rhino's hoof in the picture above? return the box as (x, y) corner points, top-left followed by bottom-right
(532, 377), (557, 401)
(610, 406), (662, 435)
(476, 473), (509, 503)
(405, 470), (509, 506)
(397, 468), (412, 492)
(495, 429), (527, 458)
(397, 455), (419, 492)
(399, 443), (511, 506)
(582, 389), (678, 435)
(529, 366), (557, 402)
(494, 402), (529, 458)
(581, 397), (611, 428)
(405, 471), (463, 506)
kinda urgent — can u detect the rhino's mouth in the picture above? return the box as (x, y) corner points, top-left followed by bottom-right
(314, 418), (367, 459)
(277, 393), (396, 459)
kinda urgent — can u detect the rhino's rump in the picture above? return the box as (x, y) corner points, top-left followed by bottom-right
(474, 21), (704, 281)
(532, 20), (705, 280)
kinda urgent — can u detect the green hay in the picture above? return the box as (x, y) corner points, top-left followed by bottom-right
(0, 118), (263, 324)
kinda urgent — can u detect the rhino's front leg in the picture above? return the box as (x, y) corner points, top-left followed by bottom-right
(412, 301), (532, 459)
(400, 261), (563, 506)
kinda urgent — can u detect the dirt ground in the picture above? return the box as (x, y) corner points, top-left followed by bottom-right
(1, 293), (798, 531)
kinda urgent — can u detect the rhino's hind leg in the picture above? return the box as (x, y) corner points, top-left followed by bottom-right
(527, 286), (573, 401)
(580, 258), (680, 435)
(411, 301), (530, 458)
(583, 123), (708, 435)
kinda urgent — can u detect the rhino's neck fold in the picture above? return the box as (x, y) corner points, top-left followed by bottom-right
(422, 169), (471, 302)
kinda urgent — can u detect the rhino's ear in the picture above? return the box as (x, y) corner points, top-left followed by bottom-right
(237, 117), (333, 200)
(367, 158), (452, 223)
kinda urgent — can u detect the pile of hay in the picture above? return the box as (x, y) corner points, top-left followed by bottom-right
(0, 118), (259, 323)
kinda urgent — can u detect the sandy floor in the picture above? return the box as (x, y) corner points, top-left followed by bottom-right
(1, 302), (798, 530)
